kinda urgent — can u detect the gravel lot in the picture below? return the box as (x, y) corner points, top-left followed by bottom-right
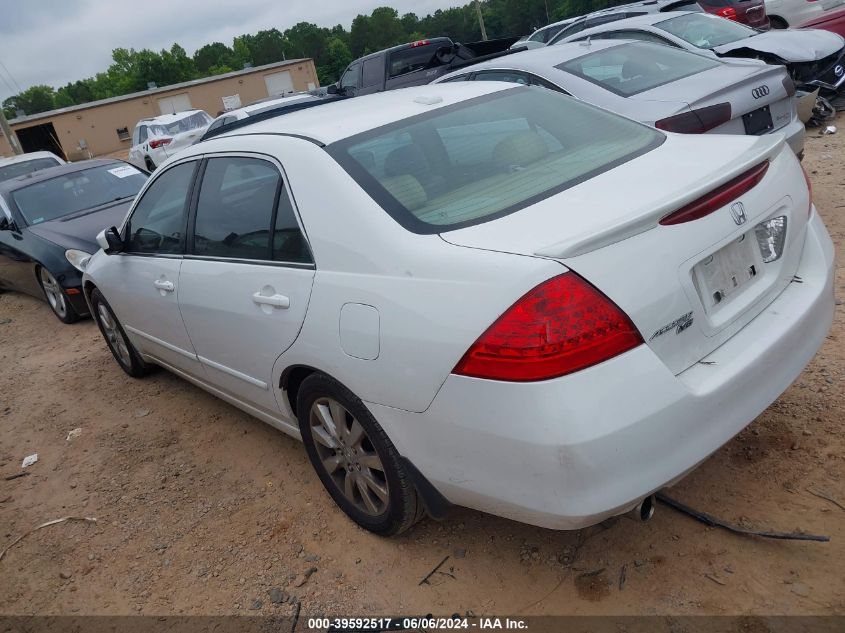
(1, 116), (843, 618)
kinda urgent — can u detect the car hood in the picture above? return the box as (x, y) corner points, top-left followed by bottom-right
(26, 200), (133, 252)
(713, 29), (844, 62)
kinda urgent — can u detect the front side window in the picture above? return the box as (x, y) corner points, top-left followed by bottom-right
(0, 157), (61, 183)
(340, 64), (361, 90)
(126, 161), (196, 254)
(656, 13), (757, 49)
(13, 163), (147, 225)
(557, 41), (720, 97)
(328, 87), (661, 233)
(550, 19), (587, 44)
(606, 30), (678, 47)
(193, 157), (281, 260)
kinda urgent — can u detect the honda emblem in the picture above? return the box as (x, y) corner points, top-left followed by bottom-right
(730, 201), (747, 225)
(751, 85), (770, 99)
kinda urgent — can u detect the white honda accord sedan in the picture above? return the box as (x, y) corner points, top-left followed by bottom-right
(82, 83), (834, 535)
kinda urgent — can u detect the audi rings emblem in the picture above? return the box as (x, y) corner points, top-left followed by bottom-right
(751, 85), (770, 99)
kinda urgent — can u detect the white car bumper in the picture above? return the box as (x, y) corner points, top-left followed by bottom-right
(369, 211), (835, 529)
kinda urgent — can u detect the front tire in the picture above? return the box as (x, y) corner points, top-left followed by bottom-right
(297, 373), (425, 536)
(38, 267), (79, 324)
(90, 288), (150, 378)
(144, 156), (156, 171)
(769, 16), (788, 29)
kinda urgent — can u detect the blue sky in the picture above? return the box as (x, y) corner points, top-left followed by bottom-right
(0, 0), (464, 102)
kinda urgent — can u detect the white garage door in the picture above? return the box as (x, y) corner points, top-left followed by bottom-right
(264, 71), (294, 97)
(157, 93), (193, 115)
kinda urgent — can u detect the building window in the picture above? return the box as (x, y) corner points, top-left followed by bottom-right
(116, 127), (130, 141)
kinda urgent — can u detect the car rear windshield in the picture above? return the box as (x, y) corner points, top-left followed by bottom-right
(387, 41), (449, 78)
(13, 163), (147, 225)
(0, 157), (61, 183)
(557, 41), (721, 97)
(150, 111), (212, 136)
(327, 87), (662, 233)
(656, 13), (757, 48)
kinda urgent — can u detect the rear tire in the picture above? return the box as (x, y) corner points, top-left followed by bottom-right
(297, 373), (425, 536)
(37, 267), (79, 324)
(90, 288), (151, 378)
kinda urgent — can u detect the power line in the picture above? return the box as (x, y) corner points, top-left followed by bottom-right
(0, 58), (22, 93)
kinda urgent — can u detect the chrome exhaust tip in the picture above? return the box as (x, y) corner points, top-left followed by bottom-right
(633, 494), (656, 522)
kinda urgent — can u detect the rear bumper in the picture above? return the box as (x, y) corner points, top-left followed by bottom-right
(369, 211), (835, 529)
(779, 116), (806, 157)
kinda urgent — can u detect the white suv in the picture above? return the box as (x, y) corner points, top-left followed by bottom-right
(128, 110), (212, 171)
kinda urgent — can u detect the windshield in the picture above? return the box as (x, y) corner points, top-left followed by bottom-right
(328, 87), (662, 233)
(656, 13), (757, 48)
(557, 42), (721, 97)
(149, 111), (212, 137)
(12, 163), (147, 225)
(0, 157), (61, 183)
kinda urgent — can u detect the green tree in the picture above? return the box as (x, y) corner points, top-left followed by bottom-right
(317, 37), (353, 85)
(193, 42), (236, 74)
(2, 85), (56, 118)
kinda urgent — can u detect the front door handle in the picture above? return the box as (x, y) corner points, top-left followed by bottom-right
(154, 279), (175, 292)
(252, 292), (290, 309)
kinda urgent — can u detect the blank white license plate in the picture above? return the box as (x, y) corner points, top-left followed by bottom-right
(693, 235), (758, 311)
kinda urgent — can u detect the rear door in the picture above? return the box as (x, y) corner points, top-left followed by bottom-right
(177, 155), (315, 414)
(104, 160), (203, 374)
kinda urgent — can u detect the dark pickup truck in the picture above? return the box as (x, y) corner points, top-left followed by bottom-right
(328, 36), (524, 96)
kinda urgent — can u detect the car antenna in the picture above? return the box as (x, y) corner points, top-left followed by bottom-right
(581, 36), (591, 47)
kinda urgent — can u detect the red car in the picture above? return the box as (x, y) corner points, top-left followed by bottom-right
(697, 0), (771, 29)
(799, 6), (845, 38)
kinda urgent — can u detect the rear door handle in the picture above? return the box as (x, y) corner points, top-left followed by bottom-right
(252, 292), (290, 309)
(154, 279), (175, 292)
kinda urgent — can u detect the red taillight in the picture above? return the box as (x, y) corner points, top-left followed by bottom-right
(149, 137), (172, 149)
(801, 164), (813, 218)
(410, 39), (430, 48)
(782, 76), (796, 97)
(655, 103), (732, 134)
(716, 7), (739, 20)
(660, 161), (769, 226)
(452, 273), (643, 382)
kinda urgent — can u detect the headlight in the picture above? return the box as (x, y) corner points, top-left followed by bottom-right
(65, 249), (92, 272)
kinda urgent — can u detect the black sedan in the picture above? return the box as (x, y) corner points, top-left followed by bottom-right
(0, 159), (148, 323)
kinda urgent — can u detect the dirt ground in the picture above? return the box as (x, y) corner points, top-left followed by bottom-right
(1, 116), (844, 620)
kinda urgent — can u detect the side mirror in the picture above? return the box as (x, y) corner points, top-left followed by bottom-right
(326, 84), (339, 95)
(97, 226), (124, 253)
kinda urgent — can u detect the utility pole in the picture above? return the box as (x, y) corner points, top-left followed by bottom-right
(475, 0), (488, 41)
(0, 108), (21, 155)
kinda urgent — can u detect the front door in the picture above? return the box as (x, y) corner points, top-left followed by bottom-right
(177, 155), (315, 414)
(101, 160), (203, 375)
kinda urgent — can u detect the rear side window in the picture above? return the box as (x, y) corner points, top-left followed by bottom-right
(388, 45), (441, 78)
(362, 58), (383, 87)
(328, 87), (662, 234)
(127, 161), (196, 254)
(193, 157), (281, 260)
(557, 41), (720, 97)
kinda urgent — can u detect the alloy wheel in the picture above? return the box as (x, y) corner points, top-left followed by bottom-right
(39, 268), (67, 319)
(97, 302), (132, 367)
(309, 397), (390, 516)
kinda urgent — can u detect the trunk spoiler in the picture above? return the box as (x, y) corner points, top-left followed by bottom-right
(534, 134), (785, 260)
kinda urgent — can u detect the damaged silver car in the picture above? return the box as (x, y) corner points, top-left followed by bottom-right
(551, 11), (845, 106)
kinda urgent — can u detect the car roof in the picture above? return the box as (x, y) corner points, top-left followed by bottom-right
(0, 159), (126, 194)
(211, 83), (515, 146)
(0, 151), (62, 167)
(442, 40), (628, 76)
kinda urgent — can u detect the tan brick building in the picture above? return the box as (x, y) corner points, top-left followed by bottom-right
(0, 59), (319, 160)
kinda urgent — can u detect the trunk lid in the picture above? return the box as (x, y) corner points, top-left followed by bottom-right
(638, 61), (794, 132)
(441, 133), (810, 374)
